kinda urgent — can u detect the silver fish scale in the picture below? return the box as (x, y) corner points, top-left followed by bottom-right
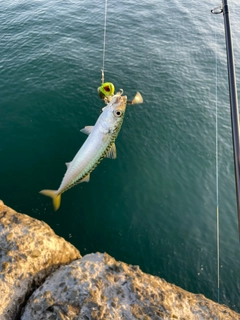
(59, 113), (124, 194)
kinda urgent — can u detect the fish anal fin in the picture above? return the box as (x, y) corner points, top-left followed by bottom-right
(80, 126), (94, 135)
(65, 162), (71, 168)
(106, 143), (117, 159)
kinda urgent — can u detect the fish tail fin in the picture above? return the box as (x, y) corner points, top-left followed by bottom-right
(39, 189), (61, 211)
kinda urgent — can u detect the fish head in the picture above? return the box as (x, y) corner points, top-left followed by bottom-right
(100, 92), (127, 133)
(108, 92), (127, 120)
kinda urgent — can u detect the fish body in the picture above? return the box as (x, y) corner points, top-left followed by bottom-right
(40, 92), (128, 210)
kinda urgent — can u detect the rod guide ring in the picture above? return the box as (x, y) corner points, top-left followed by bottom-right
(211, 6), (223, 14)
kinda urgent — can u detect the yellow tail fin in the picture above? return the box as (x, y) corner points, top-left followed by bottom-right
(39, 189), (61, 211)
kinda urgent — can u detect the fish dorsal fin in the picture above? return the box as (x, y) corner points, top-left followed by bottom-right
(80, 126), (94, 135)
(65, 162), (71, 168)
(79, 173), (90, 183)
(106, 143), (117, 159)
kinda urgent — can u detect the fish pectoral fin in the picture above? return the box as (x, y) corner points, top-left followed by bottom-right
(79, 173), (90, 183)
(80, 126), (94, 135)
(65, 161), (71, 168)
(106, 143), (117, 159)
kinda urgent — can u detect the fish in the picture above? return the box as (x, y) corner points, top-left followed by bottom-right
(40, 91), (143, 211)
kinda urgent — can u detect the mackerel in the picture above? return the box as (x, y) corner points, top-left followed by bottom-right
(40, 91), (143, 210)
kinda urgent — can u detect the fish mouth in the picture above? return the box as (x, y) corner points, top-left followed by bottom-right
(111, 95), (127, 114)
(113, 94), (126, 104)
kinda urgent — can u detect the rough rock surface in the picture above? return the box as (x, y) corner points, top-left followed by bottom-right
(0, 200), (81, 320)
(21, 252), (240, 320)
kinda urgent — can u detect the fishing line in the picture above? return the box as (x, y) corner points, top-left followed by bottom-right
(101, 0), (108, 84)
(215, 26), (220, 304)
(211, 6), (222, 304)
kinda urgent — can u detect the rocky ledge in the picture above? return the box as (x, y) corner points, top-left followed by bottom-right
(0, 200), (239, 320)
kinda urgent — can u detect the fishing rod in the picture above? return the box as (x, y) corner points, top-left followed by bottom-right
(212, 0), (240, 238)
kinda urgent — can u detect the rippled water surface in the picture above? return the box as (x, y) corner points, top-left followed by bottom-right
(1, 0), (240, 311)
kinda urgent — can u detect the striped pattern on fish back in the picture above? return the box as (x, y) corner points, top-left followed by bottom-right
(60, 114), (124, 194)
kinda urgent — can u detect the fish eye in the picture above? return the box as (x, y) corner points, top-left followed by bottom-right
(114, 109), (122, 117)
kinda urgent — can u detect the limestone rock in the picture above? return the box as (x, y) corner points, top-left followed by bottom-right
(0, 200), (81, 320)
(21, 252), (240, 320)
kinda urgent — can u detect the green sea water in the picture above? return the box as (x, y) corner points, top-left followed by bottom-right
(1, 0), (240, 312)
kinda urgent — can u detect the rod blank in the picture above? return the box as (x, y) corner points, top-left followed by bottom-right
(222, 0), (240, 237)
